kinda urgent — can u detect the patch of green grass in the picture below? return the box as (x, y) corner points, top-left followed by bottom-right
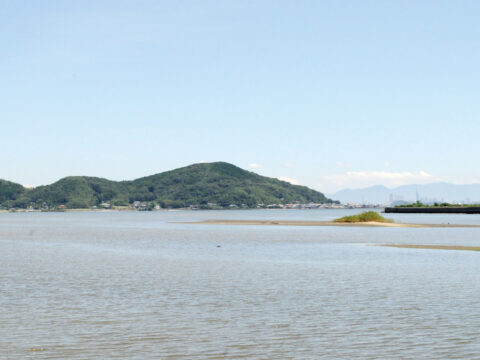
(334, 211), (392, 223)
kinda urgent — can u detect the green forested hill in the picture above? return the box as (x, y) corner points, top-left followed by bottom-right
(0, 162), (332, 209)
(0, 179), (26, 206)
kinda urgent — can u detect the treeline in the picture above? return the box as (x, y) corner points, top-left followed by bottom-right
(0, 162), (333, 209)
(395, 201), (480, 208)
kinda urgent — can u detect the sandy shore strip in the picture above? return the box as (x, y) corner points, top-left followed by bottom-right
(376, 244), (480, 252)
(183, 220), (480, 228)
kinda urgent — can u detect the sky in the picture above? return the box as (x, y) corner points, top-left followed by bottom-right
(1, 0), (479, 193)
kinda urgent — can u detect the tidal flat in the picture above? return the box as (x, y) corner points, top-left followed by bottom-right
(377, 244), (480, 252)
(190, 219), (480, 228)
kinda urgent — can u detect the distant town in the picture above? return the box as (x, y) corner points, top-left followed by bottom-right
(3, 201), (381, 212)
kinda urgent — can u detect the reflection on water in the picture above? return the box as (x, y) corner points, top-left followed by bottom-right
(1, 210), (480, 359)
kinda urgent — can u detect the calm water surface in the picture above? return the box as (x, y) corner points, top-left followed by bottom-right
(1, 210), (480, 359)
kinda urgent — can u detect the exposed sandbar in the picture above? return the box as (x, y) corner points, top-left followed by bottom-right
(377, 244), (480, 252)
(187, 220), (480, 228)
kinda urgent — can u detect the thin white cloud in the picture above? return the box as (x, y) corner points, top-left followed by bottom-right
(278, 176), (301, 185)
(336, 161), (349, 168)
(318, 170), (442, 193)
(450, 178), (480, 185)
(248, 163), (262, 169)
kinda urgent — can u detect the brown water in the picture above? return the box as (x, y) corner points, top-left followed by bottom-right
(1, 210), (480, 359)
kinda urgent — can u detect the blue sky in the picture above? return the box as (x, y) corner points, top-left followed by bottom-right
(2, 1), (479, 193)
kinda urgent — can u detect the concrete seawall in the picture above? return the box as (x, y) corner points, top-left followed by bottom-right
(385, 207), (480, 214)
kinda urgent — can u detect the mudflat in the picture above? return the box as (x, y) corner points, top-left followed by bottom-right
(187, 219), (480, 228)
(377, 244), (480, 252)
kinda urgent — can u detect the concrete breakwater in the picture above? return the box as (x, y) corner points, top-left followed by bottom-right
(385, 207), (480, 214)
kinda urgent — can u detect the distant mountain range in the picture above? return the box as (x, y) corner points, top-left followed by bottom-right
(330, 183), (480, 205)
(0, 162), (332, 209)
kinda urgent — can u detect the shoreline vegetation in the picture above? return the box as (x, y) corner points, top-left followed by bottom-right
(185, 219), (480, 228)
(395, 201), (480, 208)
